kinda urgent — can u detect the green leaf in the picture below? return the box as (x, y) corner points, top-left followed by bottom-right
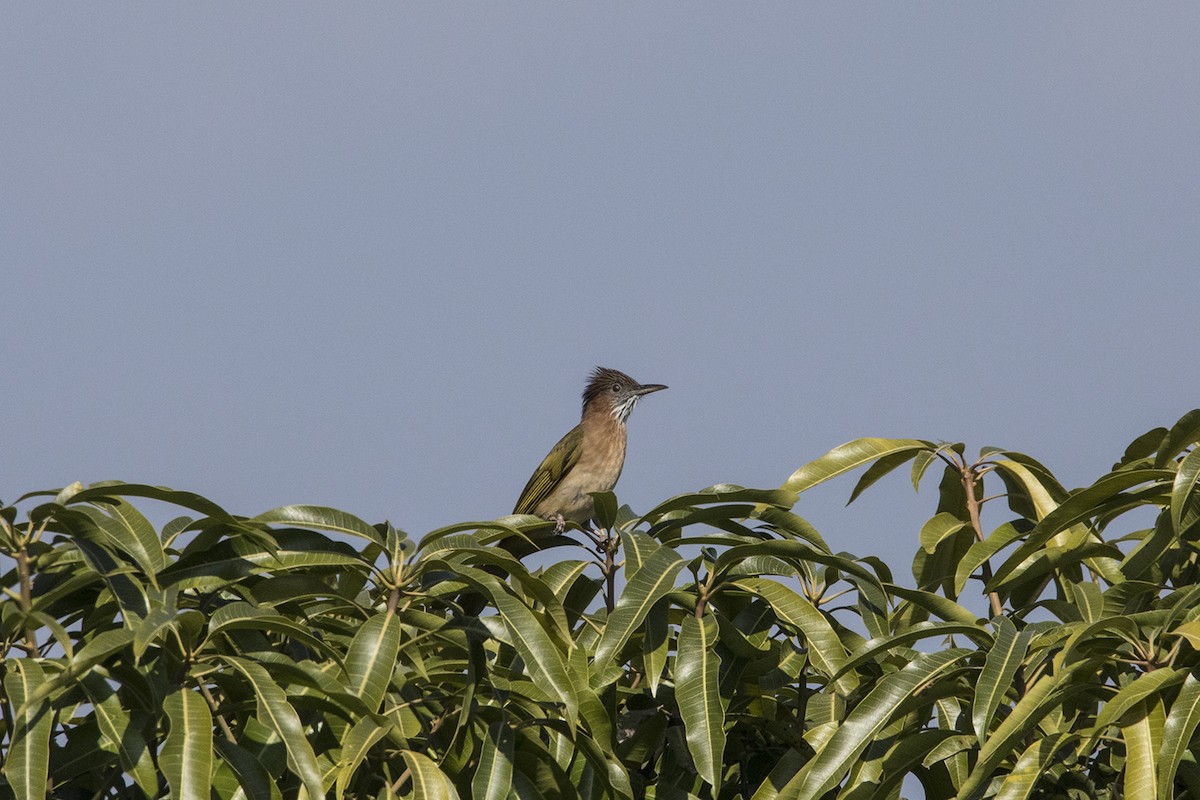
(920, 512), (968, 554)
(780, 649), (970, 798)
(783, 438), (934, 495)
(75, 499), (167, 576)
(343, 610), (402, 711)
(250, 504), (383, 545)
(162, 688), (214, 800)
(215, 739), (282, 800)
(990, 459), (1061, 520)
(956, 666), (1078, 800)
(480, 575), (579, 728)
(675, 614), (727, 788)
(333, 717), (390, 798)
(472, 720), (515, 800)
(590, 490), (619, 530)
(990, 469), (1172, 586)
(642, 486), (796, 522)
(994, 733), (1079, 800)
(911, 448), (937, 491)
(1123, 701), (1158, 800)
(847, 447), (927, 504)
(1090, 667), (1184, 743)
(1158, 673), (1200, 798)
(80, 673), (157, 795)
(400, 750), (462, 799)
(222, 657), (325, 800)
(206, 602), (338, 661)
(68, 482), (233, 519)
(733, 577), (849, 689)
(973, 617), (1034, 744)
(953, 521), (1027, 596)
(592, 541), (684, 670)
(1171, 446), (1200, 535)
(833, 622), (990, 682)
(3, 659), (52, 800)
(643, 598), (671, 698)
(886, 583), (981, 625)
(1155, 409), (1200, 467)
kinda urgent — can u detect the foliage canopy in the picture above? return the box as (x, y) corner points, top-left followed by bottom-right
(4, 411), (1200, 799)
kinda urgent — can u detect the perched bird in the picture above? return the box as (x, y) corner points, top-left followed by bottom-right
(513, 366), (667, 538)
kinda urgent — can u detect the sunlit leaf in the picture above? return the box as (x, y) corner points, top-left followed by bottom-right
(1155, 409), (1200, 468)
(472, 720), (515, 800)
(675, 614), (727, 789)
(162, 688), (214, 800)
(343, 610), (402, 711)
(3, 659), (52, 800)
(779, 649), (970, 798)
(251, 504), (384, 545)
(222, 657), (325, 800)
(783, 438), (934, 495)
(400, 750), (461, 799)
(973, 617), (1033, 744)
(593, 541), (684, 670)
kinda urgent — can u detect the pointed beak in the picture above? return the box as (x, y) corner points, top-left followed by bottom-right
(634, 383), (668, 396)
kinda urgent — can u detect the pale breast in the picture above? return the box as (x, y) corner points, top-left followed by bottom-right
(533, 418), (627, 524)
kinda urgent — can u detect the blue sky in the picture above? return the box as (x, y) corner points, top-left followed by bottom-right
(4, 5), (1197, 586)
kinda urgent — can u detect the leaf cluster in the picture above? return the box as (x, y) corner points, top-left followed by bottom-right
(3, 411), (1200, 799)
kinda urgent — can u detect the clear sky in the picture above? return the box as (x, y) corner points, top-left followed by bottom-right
(4, 6), (1198, 583)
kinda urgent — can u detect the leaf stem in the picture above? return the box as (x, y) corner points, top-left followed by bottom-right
(962, 466), (1004, 618)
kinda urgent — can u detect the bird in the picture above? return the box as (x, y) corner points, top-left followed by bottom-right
(511, 366), (666, 545)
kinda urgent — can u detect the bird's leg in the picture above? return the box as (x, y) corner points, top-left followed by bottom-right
(552, 513), (566, 533)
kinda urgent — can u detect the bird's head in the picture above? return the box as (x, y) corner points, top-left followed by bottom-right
(582, 366), (667, 424)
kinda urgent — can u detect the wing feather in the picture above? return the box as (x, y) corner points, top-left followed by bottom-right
(513, 424), (584, 515)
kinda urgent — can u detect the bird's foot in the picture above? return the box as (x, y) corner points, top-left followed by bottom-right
(552, 513), (566, 533)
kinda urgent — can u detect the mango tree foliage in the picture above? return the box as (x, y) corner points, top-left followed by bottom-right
(2, 411), (1200, 798)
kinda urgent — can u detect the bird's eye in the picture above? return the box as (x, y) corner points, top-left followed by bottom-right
(611, 384), (621, 393)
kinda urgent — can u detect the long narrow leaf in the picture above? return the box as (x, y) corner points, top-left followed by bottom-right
(780, 649), (970, 798)
(1171, 447), (1200, 534)
(333, 718), (390, 798)
(3, 659), (52, 800)
(480, 575), (579, 728)
(81, 673), (157, 795)
(401, 750), (461, 799)
(162, 688), (214, 800)
(1123, 701), (1158, 800)
(251, 505), (384, 545)
(675, 614), (727, 788)
(343, 610), (402, 711)
(1155, 409), (1200, 468)
(994, 733), (1078, 800)
(471, 721), (515, 800)
(1158, 673), (1200, 798)
(784, 439), (934, 495)
(592, 543), (684, 669)
(973, 618), (1034, 744)
(956, 666), (1077, 800)
(223, 657), (325, 800)
(733, 577), (850, 690)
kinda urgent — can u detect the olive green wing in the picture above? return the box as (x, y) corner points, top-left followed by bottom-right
(513, 424), (584, 515)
